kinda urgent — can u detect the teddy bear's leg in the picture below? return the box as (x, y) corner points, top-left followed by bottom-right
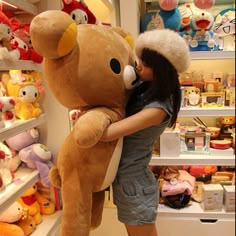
(60, 171), (92, 236)
(90, 190), (105, 229)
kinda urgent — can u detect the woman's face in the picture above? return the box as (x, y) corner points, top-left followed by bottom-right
(136, 60), (154, 82)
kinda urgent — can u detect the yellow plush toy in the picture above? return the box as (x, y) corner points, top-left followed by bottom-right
(17, 185), (42, 225)
(30, 10), (136, 236)
(3, 70), (44, 120)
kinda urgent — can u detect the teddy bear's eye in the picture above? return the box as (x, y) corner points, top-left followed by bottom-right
(84, 15), (88, 22)
(72, 14), (76, 20)
(110, 58), (121, 74)
(35, 93), (38, 98)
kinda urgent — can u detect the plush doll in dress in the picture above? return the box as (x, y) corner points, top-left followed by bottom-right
(30, 10), (136, 236)
(2, 70), (44, 120)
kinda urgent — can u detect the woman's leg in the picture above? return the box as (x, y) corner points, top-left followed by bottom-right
(125, 223), (158, 236)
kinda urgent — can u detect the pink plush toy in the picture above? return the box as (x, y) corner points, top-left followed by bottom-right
(194, 0), (215, 9)
(159, 0), (179, 11)
(61, 0), (97, 25)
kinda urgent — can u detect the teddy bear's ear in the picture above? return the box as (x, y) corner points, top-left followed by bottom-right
(111, 27), (134, 50)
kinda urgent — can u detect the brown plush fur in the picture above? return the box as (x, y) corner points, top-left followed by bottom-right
(30, 10), (135, 236)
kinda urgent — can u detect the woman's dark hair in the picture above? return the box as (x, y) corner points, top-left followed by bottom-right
(126, 48), (181, 128)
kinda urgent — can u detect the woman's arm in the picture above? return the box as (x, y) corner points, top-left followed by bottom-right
(100, 107), (167, 142)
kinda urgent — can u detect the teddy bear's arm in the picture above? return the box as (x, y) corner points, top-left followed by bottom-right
(73, 107), (121, 148)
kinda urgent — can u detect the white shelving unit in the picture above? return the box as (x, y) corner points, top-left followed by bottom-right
(0, 168), (39, 213)
(0, 1), (63, 235)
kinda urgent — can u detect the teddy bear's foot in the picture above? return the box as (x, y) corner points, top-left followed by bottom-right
(49, 166), (62, 188)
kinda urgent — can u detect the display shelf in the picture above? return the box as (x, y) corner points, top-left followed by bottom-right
(0, 60), (42, 71)
(190, 51), (235, 60)
(0, 114), (46, 142)
(0, 167), (39, 214)
(2, 0), (38, 15)
(179, 107), (235, 117)
(32, 210), (62, 236)
(150, 154), (235, 166)
(158, 201), (235, 219)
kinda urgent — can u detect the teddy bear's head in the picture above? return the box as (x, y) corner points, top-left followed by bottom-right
(30, 10), (135, 113)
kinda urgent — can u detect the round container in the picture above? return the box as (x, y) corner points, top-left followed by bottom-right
(210, 140), (232, 149)
(205, 127), (221, 139)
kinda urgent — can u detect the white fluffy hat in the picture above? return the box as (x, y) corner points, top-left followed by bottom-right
(135, 29), (190, 73)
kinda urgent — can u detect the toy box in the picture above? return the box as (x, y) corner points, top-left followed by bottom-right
(201, 184), (224, 211)
(201, 92), (225, 108)
(160, 130), (180, 157)
(223, 185), (235, 212)
(180, 132), (210, 155)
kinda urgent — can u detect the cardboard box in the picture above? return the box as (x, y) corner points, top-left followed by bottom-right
(160, 130), (180, 157)
(201, 92), (225, 108)
(202, 184), (223, 211)
(223, 185), (235, 212)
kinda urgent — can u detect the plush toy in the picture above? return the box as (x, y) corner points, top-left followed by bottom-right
(15, 215), (36, 236)
(17, 185), (42, 225)
(3, 70), (43, 120)
(61, 0), (97, 25)
(182, 11), (219, 51)
(212, 8), (235, 51)
(159, 0), (179, 11)
(5, 128), (39, 152)
(158, 7), (182, 31)
(0, 11), (19, 61)
(9, 18), (43, 63)
(0, 201), (26, 236)
(140, 11), (164, 33)
(19, 143), (54, 188)
(0, 142), (14, 186)
(30, 10), (136, 236)
(194, 0), (215, 9)
(0, 96), (15, 127)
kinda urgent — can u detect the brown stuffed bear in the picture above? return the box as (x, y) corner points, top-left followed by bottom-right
(30, 10), (136, 236)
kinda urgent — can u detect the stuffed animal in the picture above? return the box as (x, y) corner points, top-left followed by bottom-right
(0, 201), (26, 236)
(0, 142), (14, 186)
(212, 8), (235, 51)
(19, 143), (54, 188)
(0, 96), (15, 127)
(61, 0), (97, 25)
(194, 0), (215, 9)
(17, 185), (42, 225)
(0, 11), (19, 61)
(159, 7), (182, 31)
(3, 70), (43, 120)
(30, 10), (136, 236)
(15, 215), (36, 236)
(182, 11), (219, 51)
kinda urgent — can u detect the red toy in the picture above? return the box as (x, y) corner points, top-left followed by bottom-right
(61, 0), (97, 25)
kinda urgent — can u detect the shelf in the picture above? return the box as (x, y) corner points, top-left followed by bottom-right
(32, 210), (62, 236)
(190, 51), (235, 60)
(150, 154), (235, 166)
(0, 167), (39, 214)
(0, 60), (42, 71)
(0, 114), (46, 142)
(2, 0), (38, 15)
(179, 107), (235, 117)
(158, 201), (235, 219)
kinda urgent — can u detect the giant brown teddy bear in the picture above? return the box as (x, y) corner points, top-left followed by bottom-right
(30, 10), (136, 236)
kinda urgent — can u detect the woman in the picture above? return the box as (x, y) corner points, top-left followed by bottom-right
(100, 29), (190, 236)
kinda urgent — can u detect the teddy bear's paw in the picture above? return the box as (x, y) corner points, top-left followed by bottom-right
(49, 166), (61, 188)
